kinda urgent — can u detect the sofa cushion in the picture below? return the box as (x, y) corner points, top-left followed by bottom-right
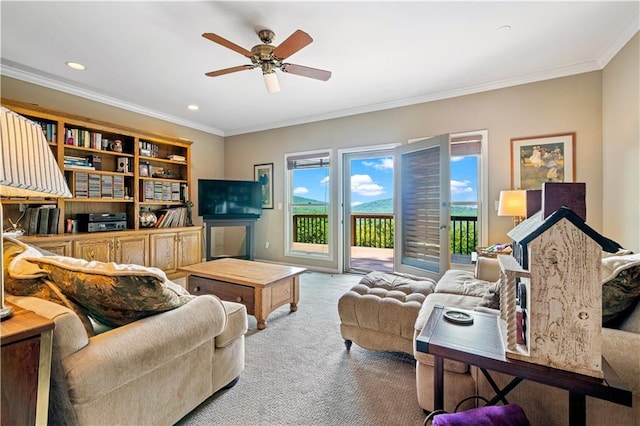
(358, 271), (436, 300)
(434, 269), (494, 297)
(26, 255), (195, 327)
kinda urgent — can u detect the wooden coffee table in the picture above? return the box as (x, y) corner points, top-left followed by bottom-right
(179, 258), (306, 330)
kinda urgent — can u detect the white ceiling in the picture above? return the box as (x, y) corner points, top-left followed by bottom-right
(1, 1), (638, 137)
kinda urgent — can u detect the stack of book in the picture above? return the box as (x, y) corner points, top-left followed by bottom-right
(23, 205), (60, 235)
(64, 155), (95, 170)
(154, 206), (188, 228)
(65, 128), (104, 149)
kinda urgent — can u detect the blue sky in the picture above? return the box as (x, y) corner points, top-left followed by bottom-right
(292, 155), (478, 205)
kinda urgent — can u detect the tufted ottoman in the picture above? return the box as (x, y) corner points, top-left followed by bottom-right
(338, 271), (436, 356)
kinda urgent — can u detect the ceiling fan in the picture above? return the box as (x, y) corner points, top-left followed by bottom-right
(202, 29), (332, 93)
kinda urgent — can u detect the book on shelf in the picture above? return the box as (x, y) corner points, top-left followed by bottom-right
(38, 207), (51, 235)
(65, 164), (96, 171)
(22, 205), (58, 236)
(167, 154), (186, 162)
(48, 207), (60, 234)
(24, 207), (40, 236)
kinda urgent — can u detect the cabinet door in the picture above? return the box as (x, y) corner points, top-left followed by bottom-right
(73, 237), (114, 262)
(150, 232), (177, 273)
(116, 234), (148, 266)
(177, 229), (202, 267)
(33, 240), (72, 256)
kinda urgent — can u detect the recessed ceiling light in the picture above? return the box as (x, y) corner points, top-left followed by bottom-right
(66, 61), (86, 71)
(187, 105), (199, 111)
(497, 25), (512, 31)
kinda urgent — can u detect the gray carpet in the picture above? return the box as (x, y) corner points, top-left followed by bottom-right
(177, 272), (426, 426)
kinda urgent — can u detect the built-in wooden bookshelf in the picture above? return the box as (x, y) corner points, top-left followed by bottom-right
(1, 98), (192, 235)
(1, 98), (200, 275)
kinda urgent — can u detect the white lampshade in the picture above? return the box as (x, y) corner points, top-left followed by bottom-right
(263, 72), (280, 93)
(1, 106), (72, 319)
(498, 190), (527, 222)
(1, 107), (72, 198)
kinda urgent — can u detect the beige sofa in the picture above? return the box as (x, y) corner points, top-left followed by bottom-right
(6, 293), (248, 425)
(413, 257), (639, 426)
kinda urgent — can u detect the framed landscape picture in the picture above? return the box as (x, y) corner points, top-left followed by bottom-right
(510, 133), (575, 190)
(254, 163), (274, 209)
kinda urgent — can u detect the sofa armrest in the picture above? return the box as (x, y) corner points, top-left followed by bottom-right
(602, 327), (640, 394)
(6, 294), (89, 359)
(475, 257), (501, 282)
(62, 295), (226, 403)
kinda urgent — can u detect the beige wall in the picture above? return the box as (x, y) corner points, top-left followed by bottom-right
(0, 76), (226, 229)
(226, 72), (605, 271)
(602, 33), (640, 252)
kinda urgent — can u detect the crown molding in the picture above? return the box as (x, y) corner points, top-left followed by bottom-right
(1, 61), (225, 137)
(224, 59), (601, 136)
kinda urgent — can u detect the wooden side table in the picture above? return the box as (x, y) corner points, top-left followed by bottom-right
(416, 305), (632, 426)
(1, 302), (55, 426)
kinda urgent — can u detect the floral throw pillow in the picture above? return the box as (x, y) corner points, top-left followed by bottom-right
(602, 264), (640, 325)
(26, 256), (195, 328)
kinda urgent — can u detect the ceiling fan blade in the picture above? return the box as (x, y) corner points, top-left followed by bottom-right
(202, 33), (253, 58)
(205, 65), (255, 77)
(273, 30), (313, 59)
(281, 63), (332, 81)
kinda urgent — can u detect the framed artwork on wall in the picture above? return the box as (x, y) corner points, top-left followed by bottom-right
(510, 133), (575, 190)
(254, 163), (274, 209)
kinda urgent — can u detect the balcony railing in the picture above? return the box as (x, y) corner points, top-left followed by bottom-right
(292, 213), (478, 255)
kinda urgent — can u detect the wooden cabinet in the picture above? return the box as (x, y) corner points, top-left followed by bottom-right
(115, 234), (148, 266)
(150, 228), (202, 274)
(177, 228), (202, 267)
(150, 232), (178, 272)
(20, 227), (200, 275)
(74, 236), (115, 262)
(32, 239), (73, 256)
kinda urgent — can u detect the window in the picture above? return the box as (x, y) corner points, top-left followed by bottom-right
(285, 150), (332, 258)
(450, 133), (484, 265)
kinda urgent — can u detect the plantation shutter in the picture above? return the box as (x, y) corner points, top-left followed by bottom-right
(395, 134), (450, 278)
(451, 135), (481, 156)
(287, 152), (330, 170)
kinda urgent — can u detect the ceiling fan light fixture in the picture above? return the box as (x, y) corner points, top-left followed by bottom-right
(263, 71), (280, 93)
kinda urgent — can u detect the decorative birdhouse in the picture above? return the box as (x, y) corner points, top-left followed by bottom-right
(497, 207), (621, 378)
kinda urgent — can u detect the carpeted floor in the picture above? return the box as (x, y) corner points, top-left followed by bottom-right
(177, 271), (427, 426)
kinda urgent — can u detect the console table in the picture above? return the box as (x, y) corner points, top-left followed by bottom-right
(416, 305), (632, 426)
(1, 303), (55, 426)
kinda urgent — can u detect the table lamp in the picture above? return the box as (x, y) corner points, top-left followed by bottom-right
(498, 190), (526, 226)
(1, 106), (72, 320)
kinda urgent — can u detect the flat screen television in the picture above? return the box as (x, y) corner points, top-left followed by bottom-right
(198, 179), (262, 219)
